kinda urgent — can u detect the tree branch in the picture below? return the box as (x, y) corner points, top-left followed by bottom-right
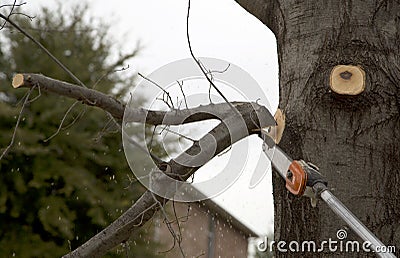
(234, 0), (281, 36)
(12, 73), (268, 126)
(13, 73), (125, 119)
(63, 101), (273, 257)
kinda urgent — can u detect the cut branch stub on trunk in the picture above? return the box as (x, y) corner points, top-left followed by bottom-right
(330, 65), (365, 95)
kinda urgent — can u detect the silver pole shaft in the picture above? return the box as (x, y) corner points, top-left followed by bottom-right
(320, 190), (396, 258)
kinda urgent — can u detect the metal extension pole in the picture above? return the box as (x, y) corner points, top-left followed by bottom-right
(319, 188), (396, 258)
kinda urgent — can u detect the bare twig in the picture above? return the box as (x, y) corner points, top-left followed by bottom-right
(138, 72), (174, 109)
(172, 200), (184, 242)
(208, 81), (213, 103)
(108, 46), (140, 72)
(0, 0), (27, 30)
(186, 0), (239, 115)
(26, 84), (41, 103)
(6, 11), (34, 21)
(179, 203), (191, 223)
(0, 13), (86, 87)
(148, 124), (159, 153)
(163, 127), (195, 143)
(0, 87), (33, 161)
(177, 80), (189, 109)
(151, 193), (185, 257)
(92, 47), (139, 90)
(0, 1), (25, 9)
(106, 99), (164, 166)
(1, 24), (95, 33)
(93, 115), (120, 142)
(210, 63), (231, 74)
(43, 100), (81, 142)
(124, 130), (164, 166)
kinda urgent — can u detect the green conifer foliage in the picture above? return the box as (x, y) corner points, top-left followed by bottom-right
(0, 4), (160, 257)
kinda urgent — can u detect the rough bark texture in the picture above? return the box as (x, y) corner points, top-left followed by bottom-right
(236, 0), (400, 257)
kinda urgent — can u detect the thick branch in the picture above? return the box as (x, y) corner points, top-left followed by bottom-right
(12, 73), (255, 125)
(13, 73), (125, 119)
(63, 103), (273, 257)
(234, 0), (280, 35)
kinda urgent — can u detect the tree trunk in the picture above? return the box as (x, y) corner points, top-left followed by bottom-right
(236, 0), (400, 256)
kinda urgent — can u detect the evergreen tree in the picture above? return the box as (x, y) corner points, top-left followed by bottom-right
(0, 4), (160, 257)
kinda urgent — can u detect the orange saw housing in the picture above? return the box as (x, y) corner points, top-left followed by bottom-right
(286, 160), (308, 196)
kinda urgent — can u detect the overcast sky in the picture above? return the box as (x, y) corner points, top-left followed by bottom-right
(26, 0), (279, 236)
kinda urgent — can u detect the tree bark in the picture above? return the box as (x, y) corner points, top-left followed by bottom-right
(236, 0), (400, 256)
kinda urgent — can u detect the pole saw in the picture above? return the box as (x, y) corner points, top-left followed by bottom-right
(257, 121), (396, 258)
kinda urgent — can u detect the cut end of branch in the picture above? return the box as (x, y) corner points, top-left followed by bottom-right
(12, 74), (26, 88)
(268, 108), (285, 144)
(330, 65), (365, 95)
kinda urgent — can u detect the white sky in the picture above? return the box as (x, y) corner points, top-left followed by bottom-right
(26, 0), (279, 236)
